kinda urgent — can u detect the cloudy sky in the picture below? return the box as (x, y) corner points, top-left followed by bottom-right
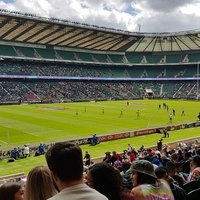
(0, 0), (200, 33)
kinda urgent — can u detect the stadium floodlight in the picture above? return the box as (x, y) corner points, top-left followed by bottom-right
(138, 24), (141, 33)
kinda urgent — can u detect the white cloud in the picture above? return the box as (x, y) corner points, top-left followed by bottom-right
(0, 0), (200, 33)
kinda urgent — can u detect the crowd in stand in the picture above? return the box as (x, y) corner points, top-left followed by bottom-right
(0, 79), (198, 103)
(0, 60), (199, 103)
(0, 80), (139, 102)
(1, 139), (200, 200)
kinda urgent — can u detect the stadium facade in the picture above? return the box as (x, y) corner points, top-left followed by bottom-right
(0, 9), (199, 104)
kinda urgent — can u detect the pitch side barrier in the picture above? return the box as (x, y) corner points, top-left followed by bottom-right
(1, 121), (200, 159)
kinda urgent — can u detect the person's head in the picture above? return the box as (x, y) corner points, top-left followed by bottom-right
(190, 155), (200, 170)
(184, 152), (191, 160)
(174, 162), (183, 173)
(112, 151), (117, 156)
(45, 142), (83, 184)
(155, 166), (169, 181)
(121, 162), (131, 173)
(0, 182), (24, 200)
(170, 153), (178, 162)
(25, 166), (58, 200)
(165, 161), (176, 175)
(196, 148), (200, 156)
(87, 162), (123, 200)
(146, 148), (152, 155)
(130, 160), (157, 187)
(105, 152), (111, 157)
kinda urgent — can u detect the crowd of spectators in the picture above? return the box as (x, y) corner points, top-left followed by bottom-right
(0, 79), (198, 103)
(1, 139), (200, 199)
(0, 60), (199, 103)
(9, 143), (44, 160)
(87, 139), (200, 199)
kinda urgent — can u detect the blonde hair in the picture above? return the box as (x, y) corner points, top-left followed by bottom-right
(25, 166), (58, 200)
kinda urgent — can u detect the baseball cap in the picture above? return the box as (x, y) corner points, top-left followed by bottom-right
(130, 160), (157, 178)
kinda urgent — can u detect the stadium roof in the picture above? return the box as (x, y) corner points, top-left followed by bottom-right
(0, 9), (200, 52)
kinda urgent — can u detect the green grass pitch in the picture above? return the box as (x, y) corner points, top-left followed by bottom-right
(0, 99), (200, 176)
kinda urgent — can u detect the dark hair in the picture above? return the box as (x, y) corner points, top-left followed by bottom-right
(174, 162), (183, 168)
(88, 162), (123, 200)
(166, 161), (175, 169)
(196, 148), (200, 156)
(155, 167), (168, 179)
(171, 153), (178, 161)
(45, 142), (83, 183)
(121, 162), (131, 172)
(192, 155), (200, 166)
(0, 182), (22, 200)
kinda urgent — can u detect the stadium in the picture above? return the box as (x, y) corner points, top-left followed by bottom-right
(0, 9), (200, 180)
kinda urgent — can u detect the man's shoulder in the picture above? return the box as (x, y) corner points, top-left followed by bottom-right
(48, 184), (108, 200)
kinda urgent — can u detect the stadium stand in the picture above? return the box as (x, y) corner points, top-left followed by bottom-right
(0, 9), (199, 104)
(1, 10), (200, 198)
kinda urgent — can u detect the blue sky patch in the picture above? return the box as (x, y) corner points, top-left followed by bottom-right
(3, 0), (15, 3)
(124, 5), (138, 15)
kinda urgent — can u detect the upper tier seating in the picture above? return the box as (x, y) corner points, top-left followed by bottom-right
(0, 44), (200, 64)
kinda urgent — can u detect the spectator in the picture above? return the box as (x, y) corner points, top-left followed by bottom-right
(121, 162), (133, 190)
(87, 162), (136, 200)
(38, 143), (45, 154)
(25, 166), (58, 200)
(130, 160), (174, 200)
(91, 134), (99, 145)
(151, 155), (163, 168)
(170, 153), (179, 163)
(188, 155), (200, 181)
(127, 151), (136, 163)
(157, 139), (163, 151)
(23, 144), (30, 158)
(165, 161), (184, 188)
(146, 148), (154, 157)
(155, 167), (187, 200)
(12, 147), (20, 160)
(196, 148), (200, 156)
(103, 152), (112, 163)
(45, 142), (108, 200)
(182, 152), (192, 175)
(0, 182), (24, 200)
(177, 149), (184, 162)
(127, 144), (133, 153)
(174, 162), (187, 184)
(83, 151), (91, 166)
(110, 151), (122, 167)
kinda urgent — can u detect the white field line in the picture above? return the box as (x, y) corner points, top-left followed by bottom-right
(0, 140), (8, 144)
(25, 129), (62, 136)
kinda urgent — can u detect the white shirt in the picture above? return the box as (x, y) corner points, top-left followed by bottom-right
(24, 146), (29, 155)
(48, 183), (108, 200)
